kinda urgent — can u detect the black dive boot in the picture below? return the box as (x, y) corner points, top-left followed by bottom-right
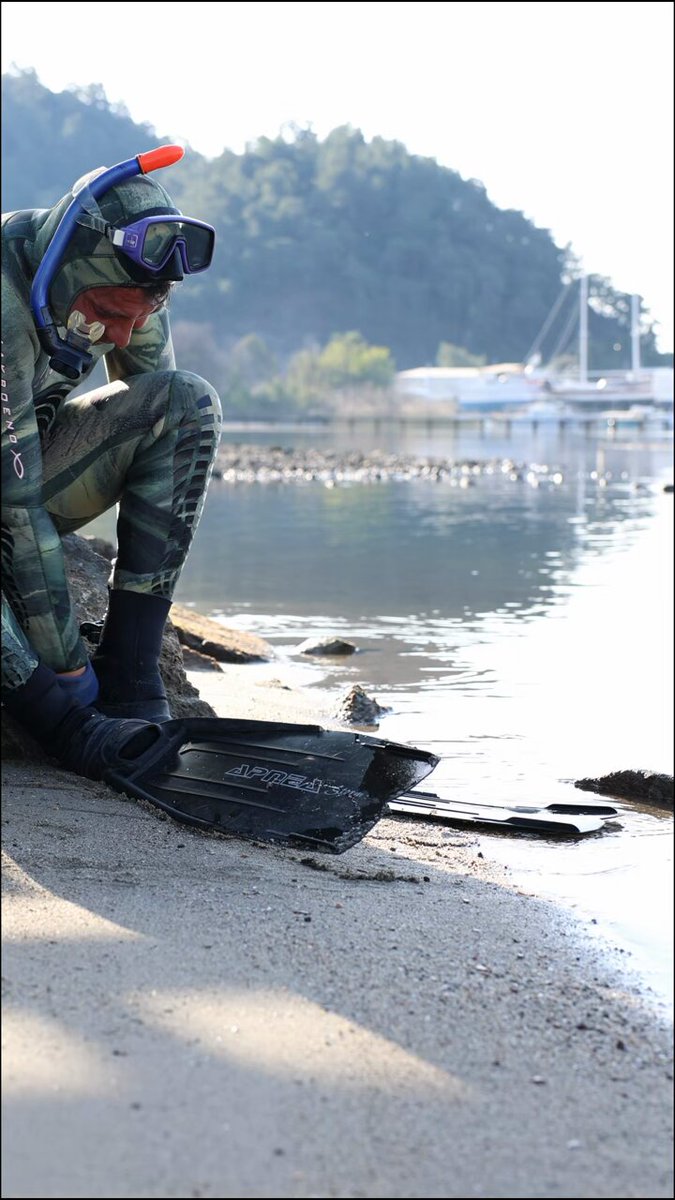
(2, 661), (163, 779)
(91, 590), (173, 722)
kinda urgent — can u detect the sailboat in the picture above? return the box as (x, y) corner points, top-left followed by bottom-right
(394, 276), (672, 420)
(527, 276), (673, 413)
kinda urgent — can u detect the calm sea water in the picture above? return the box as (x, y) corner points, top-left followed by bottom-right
(86, 418), (674, 1015)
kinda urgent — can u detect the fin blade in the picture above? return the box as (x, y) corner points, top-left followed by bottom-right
(388, 796), (608, 836)
(399, 788), (620, 817)
(104, 717), (439, 853)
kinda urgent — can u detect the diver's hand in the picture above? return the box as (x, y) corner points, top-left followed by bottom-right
(56, 661), (99, 706)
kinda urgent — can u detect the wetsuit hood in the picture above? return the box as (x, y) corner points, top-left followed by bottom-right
(26, 167), (182, 327)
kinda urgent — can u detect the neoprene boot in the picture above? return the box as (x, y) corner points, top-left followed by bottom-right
(91, 589), (173, 722)
(2, 661), (160, 779)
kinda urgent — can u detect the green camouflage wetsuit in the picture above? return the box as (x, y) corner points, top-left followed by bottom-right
(1, 166), (222, 709)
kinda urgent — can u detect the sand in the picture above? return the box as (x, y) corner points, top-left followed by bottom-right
(2, 664), (673, 1198)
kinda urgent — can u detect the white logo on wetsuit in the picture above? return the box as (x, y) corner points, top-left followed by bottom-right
(1, 341), (25, 479)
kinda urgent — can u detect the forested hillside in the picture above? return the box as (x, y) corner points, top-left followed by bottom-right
(3, 67), (669, 388)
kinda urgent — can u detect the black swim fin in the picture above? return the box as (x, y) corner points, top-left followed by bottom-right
(102, 717), (439, 853)
(389, 791), (615, 836)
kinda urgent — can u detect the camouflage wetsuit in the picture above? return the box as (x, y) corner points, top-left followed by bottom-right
(1, 166), (222, 697)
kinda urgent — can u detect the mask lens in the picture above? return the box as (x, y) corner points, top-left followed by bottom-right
(140, 220), (214, 271)
(141, 221), (177, 266)
(182, 223), (214, 270)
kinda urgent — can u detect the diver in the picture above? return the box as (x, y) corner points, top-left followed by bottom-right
(1, 146), (223, 778)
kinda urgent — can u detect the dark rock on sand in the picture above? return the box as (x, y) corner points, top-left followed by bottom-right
(574, 769), (674, 809)
(296, 636), (358, 656)
(332, 684), (391, 727)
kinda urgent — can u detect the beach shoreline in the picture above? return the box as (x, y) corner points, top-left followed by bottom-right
(2, 660), (673, 1198)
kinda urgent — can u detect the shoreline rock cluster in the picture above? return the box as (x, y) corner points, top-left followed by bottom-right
(575, 769), (674, 809)
(210, 442), (674, 491)
(211, 444), (564, 487)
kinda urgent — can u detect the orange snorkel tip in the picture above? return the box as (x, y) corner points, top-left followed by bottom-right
(137, 145), (185, 174)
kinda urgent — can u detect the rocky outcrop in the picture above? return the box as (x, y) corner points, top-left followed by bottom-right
(332, 684), (391, 728)
(170, 603), (272, 664)
(574, 769), (674, 809)
(1, 534), (275, 760)
(296, 636), (358, 656)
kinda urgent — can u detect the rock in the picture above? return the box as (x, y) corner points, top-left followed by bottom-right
(60, 532), (111, 623)
(1, 714), (48, 764)
(296, 636), (358, 656)
(169, 603), (273, 663)
(574, 769), (674, 809)
(180, 646), (224, 672)
(83, 535), (115, 560)
(332, 684), (391, 727)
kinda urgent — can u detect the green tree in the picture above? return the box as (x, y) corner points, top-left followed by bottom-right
(317, 332), (395, 388)
(285, 346), (326, 410)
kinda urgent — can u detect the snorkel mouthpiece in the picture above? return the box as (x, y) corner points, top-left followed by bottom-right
(31, 145), (186, 379)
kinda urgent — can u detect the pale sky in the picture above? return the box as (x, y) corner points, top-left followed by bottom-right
(2, 0), (673, 351)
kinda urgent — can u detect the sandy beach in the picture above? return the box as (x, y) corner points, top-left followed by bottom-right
(2, 661), (673, 1199)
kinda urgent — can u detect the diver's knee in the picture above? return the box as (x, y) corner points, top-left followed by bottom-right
(162, 371), (222, 434)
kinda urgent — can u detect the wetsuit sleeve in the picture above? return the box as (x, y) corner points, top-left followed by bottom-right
(103, 306), (176, 382)
(1, 284), (87, 682)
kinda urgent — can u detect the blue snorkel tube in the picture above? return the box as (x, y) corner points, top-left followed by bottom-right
(30, 145), (185, 380)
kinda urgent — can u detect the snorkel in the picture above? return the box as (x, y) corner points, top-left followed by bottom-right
(30, 145), (185, 380)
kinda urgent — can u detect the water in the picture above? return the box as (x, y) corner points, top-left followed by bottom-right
(86, 418), (674, 1015)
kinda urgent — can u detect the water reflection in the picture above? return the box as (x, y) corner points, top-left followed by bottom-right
(176, 473), (659, 624)
(85, 423), (673, 1012)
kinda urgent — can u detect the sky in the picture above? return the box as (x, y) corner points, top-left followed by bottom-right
(2, 0), (673, 352)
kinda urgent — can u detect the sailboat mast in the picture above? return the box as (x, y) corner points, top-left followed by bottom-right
(631, 294), (641, 372)
(579, 274), (589, 383)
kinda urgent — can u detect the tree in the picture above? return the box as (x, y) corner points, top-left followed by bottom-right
(317, 332), (395, 387)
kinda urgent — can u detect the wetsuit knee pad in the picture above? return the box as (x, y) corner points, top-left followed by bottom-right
(161, 370), (222, 433)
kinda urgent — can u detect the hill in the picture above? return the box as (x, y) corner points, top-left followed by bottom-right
(2, 67), (669, 375)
